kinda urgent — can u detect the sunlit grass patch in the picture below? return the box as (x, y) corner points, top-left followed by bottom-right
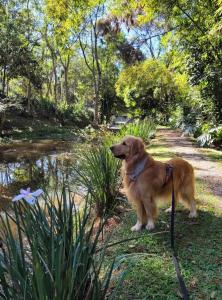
(199, 147), (222, 170)
(147, 143), (177, 161)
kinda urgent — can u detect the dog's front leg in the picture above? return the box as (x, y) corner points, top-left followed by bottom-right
(143, 197), (157, 231)
(131, 200), (146, 232)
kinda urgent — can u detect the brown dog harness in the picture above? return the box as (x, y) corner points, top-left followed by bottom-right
(126, 157), (148, 182)
(164, 163), (173, 186)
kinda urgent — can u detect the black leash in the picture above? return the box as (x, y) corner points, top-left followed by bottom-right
(167, 165), (190, 300)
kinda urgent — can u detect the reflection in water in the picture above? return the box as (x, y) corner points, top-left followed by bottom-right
(0, 140), (82, 210)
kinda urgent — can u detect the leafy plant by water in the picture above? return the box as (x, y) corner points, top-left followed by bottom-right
(118, 119), (156, 142)
(76, 146), (121, 217)
(0, 191), (120, 299)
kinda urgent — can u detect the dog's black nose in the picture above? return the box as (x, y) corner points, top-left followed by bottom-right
(110, 146), (114, 151)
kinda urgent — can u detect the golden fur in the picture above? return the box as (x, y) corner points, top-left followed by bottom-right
(110, 136), (197, 231)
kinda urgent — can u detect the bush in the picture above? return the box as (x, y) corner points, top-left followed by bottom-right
(196, 125), (222, 147)
(0, 190), (120, 299)
(57, 101), (92, 127)
(75, 145), (121, 217)
(118, 119), (156, 142)
(197, 133), (214, 147)
(34, 98), (56, 116)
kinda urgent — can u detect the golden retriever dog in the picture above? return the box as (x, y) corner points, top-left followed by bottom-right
(110, 136), (197, 231)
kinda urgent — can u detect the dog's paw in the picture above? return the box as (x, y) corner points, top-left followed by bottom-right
(165, 207), (172, 213)
(146, 220), (155, 231)
(131, 222), (142, 232)
(189, 211), (197, 218)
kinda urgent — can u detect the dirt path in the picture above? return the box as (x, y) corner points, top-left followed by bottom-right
(155, 128), (222, 201)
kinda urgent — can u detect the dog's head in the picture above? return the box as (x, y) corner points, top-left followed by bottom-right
(110, 135), (145, 160)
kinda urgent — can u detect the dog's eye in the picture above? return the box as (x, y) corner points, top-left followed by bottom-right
(122, 142), (127, 146)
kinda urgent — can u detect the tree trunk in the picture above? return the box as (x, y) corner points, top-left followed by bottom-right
(52, 58), (58, 105)
(6, 78), (10, 96)
(94, 85), (99, 125)
(2, 65), (6, 95)
(64, 66), (69, 103)
(215, 84), (222, 121)
(46, 69), (53, 99)
(27, 80), (32, 113)
(93, 24), (102, 125)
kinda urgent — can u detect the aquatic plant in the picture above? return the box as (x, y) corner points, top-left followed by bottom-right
(118, 119), (156, 142)
(75, 146), (121, 217)
(0, 190), (120, 299)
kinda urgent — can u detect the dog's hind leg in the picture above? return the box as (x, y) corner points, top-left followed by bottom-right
(189, 200), (197, 218)
(165, 191), (179, 213)
(181, 185), (197, 218)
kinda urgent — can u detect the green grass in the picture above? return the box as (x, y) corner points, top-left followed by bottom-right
(10, 125), (80, 140)
(199, 148), (222, 170)
(106, 137), (222, 299)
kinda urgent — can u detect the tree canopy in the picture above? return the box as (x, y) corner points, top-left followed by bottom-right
(0, 0), (222, 126)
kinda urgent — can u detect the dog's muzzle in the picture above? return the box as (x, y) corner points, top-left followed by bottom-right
(110, 146), (126, 160)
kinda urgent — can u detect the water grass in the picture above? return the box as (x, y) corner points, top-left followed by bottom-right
(118, 119), (156, 142)
(0, 190), (121, 299)
(75, 146), (121, 217)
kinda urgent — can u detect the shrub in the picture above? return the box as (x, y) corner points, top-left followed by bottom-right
(34, 98), (56, 116)
(197, 133), (214, 147)
(75, 146), (121, 217)
(209, 126), (222, 146)
(196, 125), (222, 147)
(0, 191), (120, 299)
(57, 101), (92, 127)
(118, 119), (156, 142)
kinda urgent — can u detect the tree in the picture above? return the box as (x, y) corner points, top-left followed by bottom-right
(110, 0), (222, 120)
(0, 0), (43, 111)
(116, 58), (189, 120)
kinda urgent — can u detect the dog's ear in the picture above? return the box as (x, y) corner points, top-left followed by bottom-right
(131, 137), (145, 156)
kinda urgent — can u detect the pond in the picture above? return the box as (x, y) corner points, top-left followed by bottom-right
(0, 139), (84, 210)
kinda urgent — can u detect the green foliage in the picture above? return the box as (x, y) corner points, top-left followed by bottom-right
(75, 146), (121, 217)
(115, 59), (188, 119)
(56, 101), (92, 127)
(0, 191), (119, 299)
(0, 1), (43, 92)
(118, 119), (156, 143)
(33, 98), (92, 127)
(196, 125), (222, 147)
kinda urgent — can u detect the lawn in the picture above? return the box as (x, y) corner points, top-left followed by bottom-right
(107, 139), (222, 300)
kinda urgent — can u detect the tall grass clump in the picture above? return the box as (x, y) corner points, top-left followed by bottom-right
(76, 146), (121, 217)
(118, 119), (156, 142)
(0, 191), (120, 299)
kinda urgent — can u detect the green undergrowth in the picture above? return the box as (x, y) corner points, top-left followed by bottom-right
(107, 135), (222, 299)
(10, 125), (81, 140)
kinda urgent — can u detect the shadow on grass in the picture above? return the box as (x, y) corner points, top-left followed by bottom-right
(201, 149), (222, 162)
(110, 206), (222, 299)
(149, 152), (177, 160)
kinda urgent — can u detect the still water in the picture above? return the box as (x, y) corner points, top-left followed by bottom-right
(0, 140), (83, 210)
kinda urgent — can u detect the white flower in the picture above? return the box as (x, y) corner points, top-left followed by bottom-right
(12, 188), (44, 205)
